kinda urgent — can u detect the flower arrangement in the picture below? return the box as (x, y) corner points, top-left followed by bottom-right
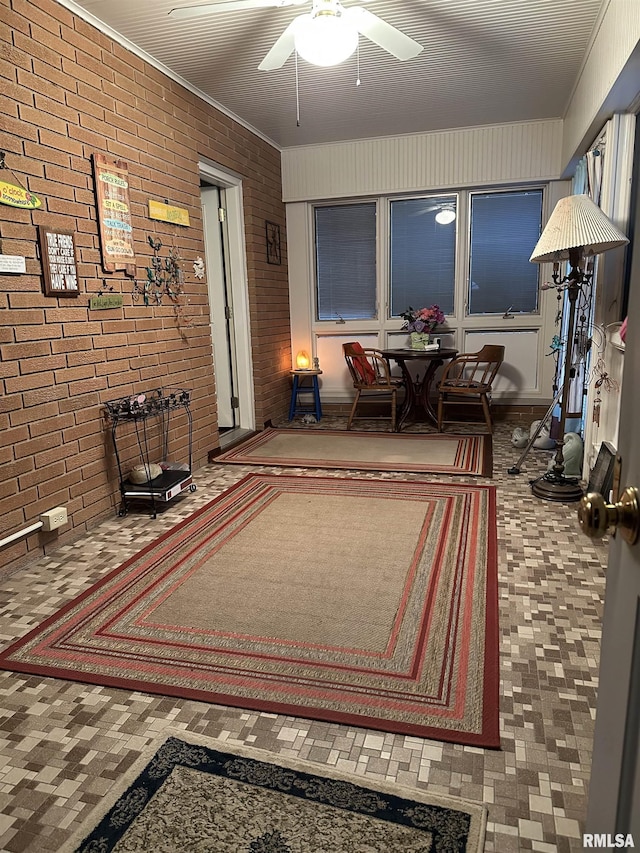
(400, 305), (445, 334)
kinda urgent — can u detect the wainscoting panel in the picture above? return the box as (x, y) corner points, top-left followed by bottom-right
(316, 334), (380, 400)
(282, 120), (563, 203)
(463, 330), (540, 397)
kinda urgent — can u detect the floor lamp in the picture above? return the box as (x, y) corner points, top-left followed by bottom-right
(529, 194), (628, 502)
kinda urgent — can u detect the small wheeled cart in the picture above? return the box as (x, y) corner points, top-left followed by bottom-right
(104, 387), (197, 518)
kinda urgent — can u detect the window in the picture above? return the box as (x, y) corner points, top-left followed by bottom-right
(389, 197), (456, 316)
(468, 190), (542, 315)
(312, 188), (544, 325)
(315, 203), (377, 321)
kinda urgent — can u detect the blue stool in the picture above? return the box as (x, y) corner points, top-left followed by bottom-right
(288, 369), (323, 421)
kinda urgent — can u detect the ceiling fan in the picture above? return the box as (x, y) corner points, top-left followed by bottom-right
(168, 0), (424, 70)
(409, 199), (457, 224)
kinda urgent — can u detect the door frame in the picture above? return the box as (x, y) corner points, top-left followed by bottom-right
(585, 116), (640, 835)
(199, 159), (255, 434)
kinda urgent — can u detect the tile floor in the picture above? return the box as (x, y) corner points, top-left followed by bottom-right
(0, 418), (607, 852)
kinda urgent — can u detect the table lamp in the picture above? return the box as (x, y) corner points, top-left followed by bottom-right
(296, 350), (311, 370)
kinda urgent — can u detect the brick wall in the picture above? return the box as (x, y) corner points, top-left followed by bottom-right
(0, 0), (291, 570)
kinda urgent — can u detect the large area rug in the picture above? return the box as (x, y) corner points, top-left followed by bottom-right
(215, 428), (492, 476)
(62, 732), (487, 852)
(0, 474), (499, 747)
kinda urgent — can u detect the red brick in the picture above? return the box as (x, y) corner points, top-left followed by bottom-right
(78, 80), (118, 113)
(45, 197), (91, 218)
(33, 442), (80, 468)
(23, 141), (71, 169)
(29, 413), (74, 439)
(13, 431), (62, 459)
(20, 354), (66, 374)
(61, 56), (105, 91)
(21, 385), (68, 407)
(102, 79), (136, 108)
(79, 111), (120, 140)
(58, 392), (100, 413)
(38, 470), (81, 499)
(9, 401), (60, 427)
(38, 128), (83, 156)
(29, 22), (76, 60)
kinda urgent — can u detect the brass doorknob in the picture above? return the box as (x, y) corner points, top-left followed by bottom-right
(578, 487), (640, 545)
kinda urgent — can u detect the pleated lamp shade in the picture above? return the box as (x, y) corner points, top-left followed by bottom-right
(530, 194), (628, 264)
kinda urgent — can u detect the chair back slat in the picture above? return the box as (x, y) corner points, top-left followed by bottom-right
(342, 342), (402, 431)
(436, 344), (505, 432)
(343, 342), (394, 389)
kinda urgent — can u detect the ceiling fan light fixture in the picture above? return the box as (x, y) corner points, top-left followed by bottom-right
(435, 208), (456, 225)
(294, 11), (358, 67)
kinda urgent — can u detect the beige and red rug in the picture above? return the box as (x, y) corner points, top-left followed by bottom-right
(0, 474), (499, 747)
(215, 428), (492, 476)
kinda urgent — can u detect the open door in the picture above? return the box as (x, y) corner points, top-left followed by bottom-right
(199, 161), (255, 444)
(201, 184), (237, 431)
(583, 156), (640, 837)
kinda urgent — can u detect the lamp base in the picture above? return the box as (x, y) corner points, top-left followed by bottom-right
(531, 471), (583, 503)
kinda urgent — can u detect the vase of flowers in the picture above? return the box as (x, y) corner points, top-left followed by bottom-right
(400, 305), (445, 349)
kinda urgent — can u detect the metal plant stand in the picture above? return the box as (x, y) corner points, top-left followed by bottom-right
(104, 387), (196, 518)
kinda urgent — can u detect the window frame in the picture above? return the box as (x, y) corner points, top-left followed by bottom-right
(466, 187), (543, 318)
(312, 198), (380, 325)
(309, 183), (546, 340)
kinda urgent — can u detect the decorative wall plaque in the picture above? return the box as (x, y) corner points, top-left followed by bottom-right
(0, 179), (41, 209)
(148, 199), (190, 227)
(0, 255), (26, 274)
(266, 220), (281, 265)
(37, 226), (79, 297)
(92, 153), (135, 276)
(89, 295), (124, 310)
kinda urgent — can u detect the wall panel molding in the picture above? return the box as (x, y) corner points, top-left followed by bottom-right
(282, 120), (564, 202)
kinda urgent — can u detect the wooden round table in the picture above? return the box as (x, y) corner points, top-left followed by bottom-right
(381, 348), (458, 430)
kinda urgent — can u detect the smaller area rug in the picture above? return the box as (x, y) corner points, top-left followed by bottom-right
(0, 474), (499, 747)
(62, 733), (487, 853)
(215, 428), (492, 476)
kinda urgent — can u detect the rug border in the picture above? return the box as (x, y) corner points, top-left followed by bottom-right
(214, 427), (493, 477)
(58, 727), (488, 853)
(0, 473), (501, 749)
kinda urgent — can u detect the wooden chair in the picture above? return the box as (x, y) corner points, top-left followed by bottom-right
(343, 342), (404, 431)
(436, 344), (505, 432)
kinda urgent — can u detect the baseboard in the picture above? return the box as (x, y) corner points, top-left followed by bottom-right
(319, 402), (549, 422)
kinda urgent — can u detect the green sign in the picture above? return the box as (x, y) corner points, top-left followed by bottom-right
(89, 295), (123, 310)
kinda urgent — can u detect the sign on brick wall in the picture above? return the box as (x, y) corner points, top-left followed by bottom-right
(37, 226), (79, 297)
(92, 153), (136, 277)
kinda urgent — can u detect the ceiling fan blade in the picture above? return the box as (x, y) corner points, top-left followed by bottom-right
(258, 17), (301, 70)
(345, 7), (423, 61)
(168, 0), (305, 20)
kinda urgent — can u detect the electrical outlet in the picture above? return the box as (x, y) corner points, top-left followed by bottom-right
(40, 506), (68, 532)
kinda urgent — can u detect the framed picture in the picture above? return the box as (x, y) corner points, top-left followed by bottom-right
(588, 441), (616, 500)
(37, 226), (80, 297)
(266, 220), (281, 265)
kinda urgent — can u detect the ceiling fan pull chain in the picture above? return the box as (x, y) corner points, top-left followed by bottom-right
(295, 51), (301, 126)
(356, 41), (361, 86)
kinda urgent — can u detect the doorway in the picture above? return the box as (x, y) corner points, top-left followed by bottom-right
(199, 161), (255, 446)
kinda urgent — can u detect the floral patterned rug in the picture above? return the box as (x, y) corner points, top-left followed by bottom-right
(61, 733), (487, 853)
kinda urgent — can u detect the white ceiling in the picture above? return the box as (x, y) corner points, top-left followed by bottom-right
(65, 0), (607, 149)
